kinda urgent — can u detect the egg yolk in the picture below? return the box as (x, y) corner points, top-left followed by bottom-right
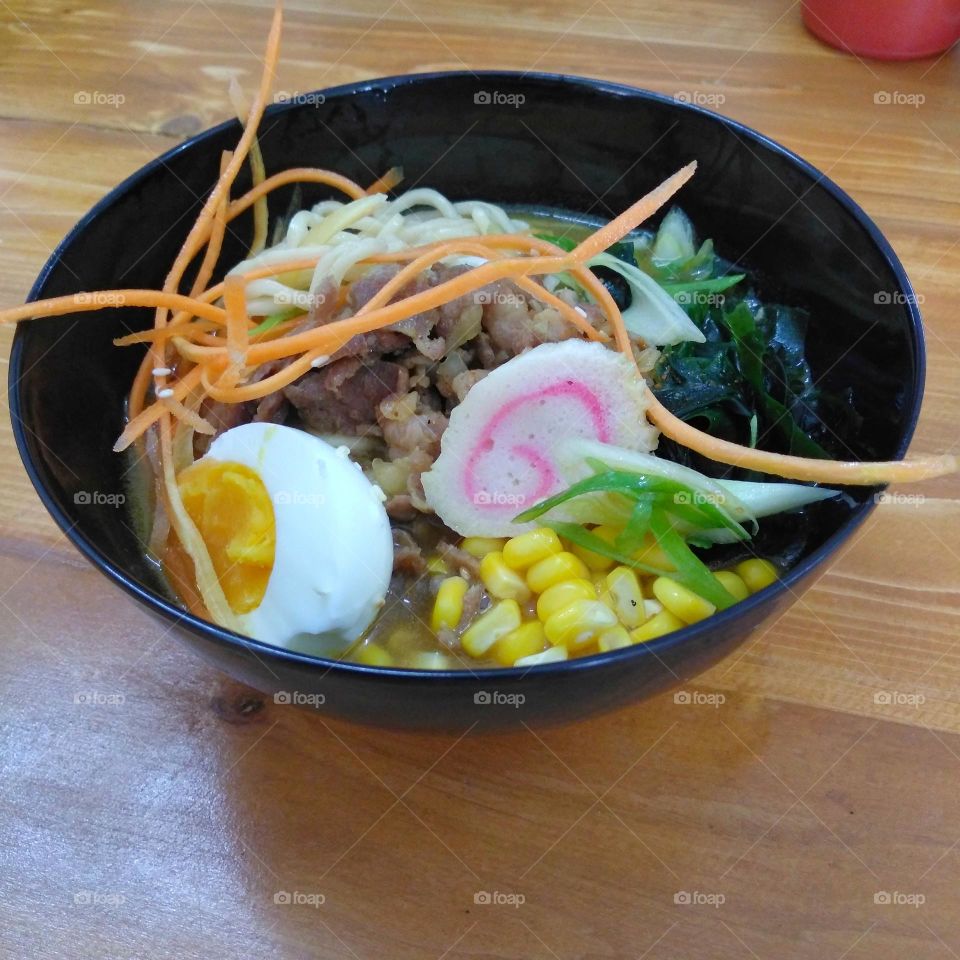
(177, 459), (276, 615)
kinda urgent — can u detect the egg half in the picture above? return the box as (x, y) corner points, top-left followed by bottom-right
(177, 422), (393, 657)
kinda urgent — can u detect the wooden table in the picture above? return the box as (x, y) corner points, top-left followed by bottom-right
(1, 2), (958, 957)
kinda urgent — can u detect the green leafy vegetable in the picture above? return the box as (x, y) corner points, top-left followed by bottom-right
(249, 306), (304, 337)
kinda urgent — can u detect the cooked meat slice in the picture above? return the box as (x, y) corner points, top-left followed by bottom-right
(377, 391), (448, 461)
(459, 582), (485, 626)
(480, 280), (579, 355)
(392, 528), (426, 576)
(450, 369), (488, 402)
(436, 540), (481, 580)
(385, 493), (417, 522)
(285, 357), (409, 434)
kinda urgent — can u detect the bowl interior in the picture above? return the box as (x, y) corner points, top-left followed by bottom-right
(9, 72), (922, 671)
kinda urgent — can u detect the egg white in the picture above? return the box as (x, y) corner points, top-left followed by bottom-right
(201, 423), (393, 657)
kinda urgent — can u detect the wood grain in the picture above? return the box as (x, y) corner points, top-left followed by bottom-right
(0, 1), (958, 957)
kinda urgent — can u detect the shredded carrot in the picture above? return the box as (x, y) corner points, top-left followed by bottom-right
(570, 161), (698, 263)
(114, 364), (211, 452)
(0, 290), (226, 327)
(366, 166), (404, 195)
(223, 274), (250, 384)
(353, 238), (601, 342)
(200, 345), (332, 403)
(189, 151), (232, 299)
(645, 392), (958, 483)
(227, 167), (366, 222)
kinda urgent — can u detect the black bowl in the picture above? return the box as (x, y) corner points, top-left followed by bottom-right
(8, 72), (924, 730)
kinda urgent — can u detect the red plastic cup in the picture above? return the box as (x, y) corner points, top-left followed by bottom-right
(802, 0), (960, 60)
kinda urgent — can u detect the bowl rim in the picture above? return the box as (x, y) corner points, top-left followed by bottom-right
(9, 69), (926, 683)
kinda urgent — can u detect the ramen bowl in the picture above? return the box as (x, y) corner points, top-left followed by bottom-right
(8, 72), (924, 729)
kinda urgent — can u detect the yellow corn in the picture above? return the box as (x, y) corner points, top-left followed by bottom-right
(426, 555), (447, 575)
(461, 599), (522, 658)
(715, 570), (749, 602)
(493, 621), (547, 666)
(431, 576), (469, 631)
(480, 551), (532, 602)
(527, 551), (590, 593)
(630, 609), (685, 643)
(736, 558), (778, 593)
(408, 650), (456, 670)
(515, 646), (568, 666)
(543, 599), (618, 651)
(598, 625), (632, 652)
(651, 576), (716, 624)
(354, 643), (394, 667)
(570, 524), (619, 572)
(536, 578), (596, 620)
(606, 566), (646, 628)
(633, 535), (677, 572)
(461, 536), (506, 558)
(502, 527), (563, 570)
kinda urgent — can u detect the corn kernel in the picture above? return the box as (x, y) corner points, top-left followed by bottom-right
(493, 621), (547, 666)
(651, 577), (716, 624)
(461, 536), (506, 558)
(715, 570), (749, 602)
(515, 645), (568, 667)
(431, 576), (468, 631)
(736, 558), (778, 593)
(426, 555), (447, 575)
(633, 535), (677, 572)
(606, 566), (646, 628)
(643, 599), (663, 619)
(570, 524), (619, 571)
(480, 551), (532, 602)
(527, 551), (590, 593)
(502, 528), (563, 570)
(536, 578), (596, 620)
(461, 599), (522, 658)
(543, 599), (618, 651)
(630, 609), (685, 643)
(408, 650), (456, 670)
(354, 643), (394, 667)
(598, 625), (632, 652)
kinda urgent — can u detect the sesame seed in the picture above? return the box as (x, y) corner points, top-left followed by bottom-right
(152, 366), (172, 377)
(310, 354), (330, 368)
(156, 388), (174, 399)
(574, 306), (587, 317)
